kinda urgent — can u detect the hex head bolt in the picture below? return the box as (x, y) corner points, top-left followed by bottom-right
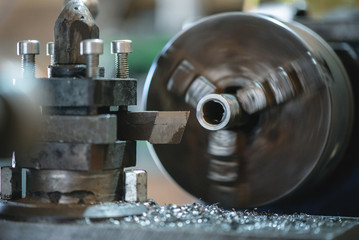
(46, 42), (55, 65)
(111, 40), (132, 78)
(80, 39), (103, 78)
(17, 40), (40, 79)
(124, 169), (147, 202)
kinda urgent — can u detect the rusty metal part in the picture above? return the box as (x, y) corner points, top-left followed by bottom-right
(117, 111), (189, 144)
(124, 169), (147, 203)
(0, 167), (22, 200)
(38, 77), (136, 107)
(40, 115), (117, 143)
(16, 141), (136, 171)
(54, 0), (99, 65)
(144, 13), (353, 209)
(26, 169), (122, 204)
(0, 200), (147, 221)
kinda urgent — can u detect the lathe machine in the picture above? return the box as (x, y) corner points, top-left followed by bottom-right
(1, 0), (359, 239)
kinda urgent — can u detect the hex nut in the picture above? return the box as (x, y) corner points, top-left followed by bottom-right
(80, 39), (104, 55)
(17, 40), (40, 55)
(124, 169), (147, 202)
(111, 40), (132, 54)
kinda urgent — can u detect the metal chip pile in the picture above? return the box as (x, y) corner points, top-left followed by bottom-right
(102, 200), (355, 236)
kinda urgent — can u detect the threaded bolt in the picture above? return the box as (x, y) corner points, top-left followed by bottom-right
(80, 39), (103, 78)
(111, 40), (132, 78)
(17, 40), (40, 79)
(46, 42), (55, 65)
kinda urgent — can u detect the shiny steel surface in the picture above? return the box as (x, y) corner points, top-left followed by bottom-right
(196, 94), (241, 131)
(17, 40), (40, 55)
(111, 40), (132, 54)
(144, 13), (353, 208)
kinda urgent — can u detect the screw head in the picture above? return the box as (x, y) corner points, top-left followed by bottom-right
(46, 42), (55, 56)
(80, 39), (103, 55)
(17, 40), (40, 55)
(111, 40), (132, 54)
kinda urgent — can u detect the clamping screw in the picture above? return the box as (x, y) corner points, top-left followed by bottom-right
(80, 39), (103, 78)
(46, 42), (55, 65)
(17, 40), (40, 79)
(111, 40), (132, 78)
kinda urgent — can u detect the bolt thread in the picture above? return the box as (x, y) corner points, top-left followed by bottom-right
(21, 55), (36, 79)
(50, 56), (55, 66)
(86, 55), (99, 78)
(115, 53), (129, 78)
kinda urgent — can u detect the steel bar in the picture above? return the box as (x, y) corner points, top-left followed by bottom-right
(117, 111), (189, 144)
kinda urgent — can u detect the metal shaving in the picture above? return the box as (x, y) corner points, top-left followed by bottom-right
(98, 200), (356, 237)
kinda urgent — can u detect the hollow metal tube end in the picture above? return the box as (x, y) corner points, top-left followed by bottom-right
(196, 94), (241, 131)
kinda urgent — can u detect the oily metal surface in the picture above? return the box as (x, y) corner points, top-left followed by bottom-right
(0, 202), (358, 239)
(144, 13), (353, 208)
(0, 200), (147, 221)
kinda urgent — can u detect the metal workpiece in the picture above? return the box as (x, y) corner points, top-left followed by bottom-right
(46, 42), (55, 66)
(111, 40), (132, 78)
(40, 115), (117, 143)
(17, 40), (40, 79)
(80, 39), (103, 78)
(0, 167), (22, 200)
(38, 77), (136, 107)
(16, 141), (136, 171)
(124, 169), (147, 203)
(117, 111), (189, 144)
(54, 0), (99, 65)
(26, 169), (122, 204)
(145, 13), (354, 210)
(196, 94), (242, 131)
